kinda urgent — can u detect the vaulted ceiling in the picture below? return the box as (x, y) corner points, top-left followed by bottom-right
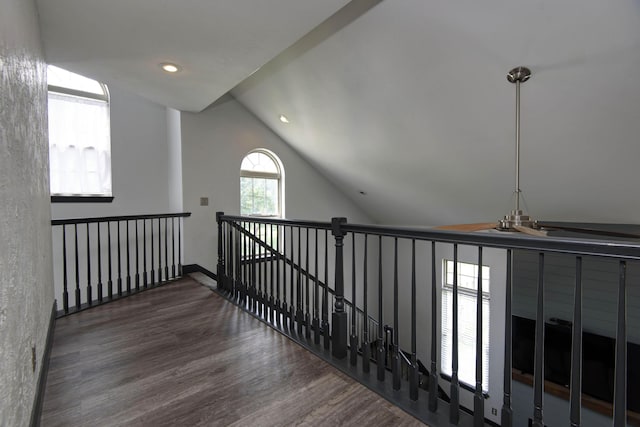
(38, 0), (640, 226)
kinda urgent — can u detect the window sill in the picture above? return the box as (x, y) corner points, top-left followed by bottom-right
(440, 372), (490, 398)
(51, 195), (114, 203)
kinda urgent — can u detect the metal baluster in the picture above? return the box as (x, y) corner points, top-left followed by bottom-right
(86, 223), (92, 306)
(150, 219), (155, 286)
(74, 224), (80, 309)
(178, 217), (182, 276)
(570, 256), (582, 427)
(107, 222), (113, 299)
(282, 226), (288, 327)
(97, 223), (103, 302)
(613, 260), (627, 427)
(305, 228), (311, 339)
(532, 252), (545, 427)
(135, 220), (140, 290)
(252, 222), (257, 309)
(290, 226), (295, 330)
(377, 235), (385, 382)
(261, 224), (266, 314)
(171, 217), (176, 279)
(501, 249), (513, 426)
(270, 224), (275, 323)
(164, 218), (169, 282)
(259, 222), (263, 310)
(244, 222), (249, 306)
(236, 223), (241, 303)
(314, 228), (320, 344)
(276, 225), (282, 325)
(474, 247), (484, 427)
(429, 241), (438, 412)
(62, 225), (69, 314)
(126, 220), (131, 293)
(157, 218), (162, 283)
(117, 222), (123, 297)
(297, 226), (303, 334)
(450, 244), (460, 424)
(143, 219), (148, 288)
(362, 234), (370, 373)
(392, 237), (401, 390)
(410, 239), (418, 400)
(323, 229), (330, 348)
(350, 233), (358, 365)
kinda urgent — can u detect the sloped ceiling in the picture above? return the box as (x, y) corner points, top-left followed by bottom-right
(38, 0), (640, 226)
(36, 0), (351, 112)
(232, 0), (640, 225)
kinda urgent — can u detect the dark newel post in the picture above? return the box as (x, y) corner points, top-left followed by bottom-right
(473, 247), (484, 427)
(569, 256), (582, 427)
(331, 217), (348, 359)
(362, 234), (370, 373)
(350, 234), (357, 366)
(501, 249), (513, 426)
(450, 244), (460, 425)
(429, 241), (438, 412)
(392, 237), (401, 390)
(532, 252), (545, 427)
(216, 212), (225, 289)
(613, 260), (627, 426)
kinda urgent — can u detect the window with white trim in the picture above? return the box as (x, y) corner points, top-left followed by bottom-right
(240, 149), (283, 255)
(441, 260), (490, 392)
(47, 65), (112, 199)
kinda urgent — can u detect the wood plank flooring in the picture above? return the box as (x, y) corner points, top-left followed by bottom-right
(41, 277), (426, 426)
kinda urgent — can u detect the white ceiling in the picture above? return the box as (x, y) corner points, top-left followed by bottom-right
(38, 0), (640, 226)
(37, 0), (351, 112)
(232, 0), (640, 225)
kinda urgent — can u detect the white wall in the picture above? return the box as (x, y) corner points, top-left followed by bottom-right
(0, 0), (54, 424)
(51, 89), (182, 219)
(180, 95), (373, 272)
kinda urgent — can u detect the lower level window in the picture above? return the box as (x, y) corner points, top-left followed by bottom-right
(441, 260), (490, 392)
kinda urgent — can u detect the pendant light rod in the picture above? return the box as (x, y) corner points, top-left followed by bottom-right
(507, 66), (531, 212)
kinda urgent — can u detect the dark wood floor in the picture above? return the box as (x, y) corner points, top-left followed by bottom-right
(41, 277), (425, 426)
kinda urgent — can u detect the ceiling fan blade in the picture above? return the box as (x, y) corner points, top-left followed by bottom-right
(513, 225), (548, 237)
(537, 221), (640, 239)
(434, 222), (498, 232)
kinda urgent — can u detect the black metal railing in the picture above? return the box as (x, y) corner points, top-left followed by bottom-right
(51, 212), (190, 316)
(217, 212), (640, 427)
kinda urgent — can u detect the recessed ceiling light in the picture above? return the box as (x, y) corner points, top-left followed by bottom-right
(279, 114), (290, 124)
(160, 63), (181, 73)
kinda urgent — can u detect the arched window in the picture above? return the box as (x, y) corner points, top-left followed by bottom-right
(240, 149), (283, 217)
(47, 65), (112, 200)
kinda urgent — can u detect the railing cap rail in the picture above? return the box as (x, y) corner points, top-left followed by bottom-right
(221, 214), (640, 260)
(52, 212), (191, 225)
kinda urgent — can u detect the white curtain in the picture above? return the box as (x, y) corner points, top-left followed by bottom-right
(48, 92), (111, 196)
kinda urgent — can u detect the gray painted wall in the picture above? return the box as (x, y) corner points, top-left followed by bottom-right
(0, 0), (55, 424)
(180, 95), (373, 272)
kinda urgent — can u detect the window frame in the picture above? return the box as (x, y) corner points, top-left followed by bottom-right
(239, 149), (284, 259)
(240, 149), (283, 218)
(440, 259), (491, 395)
(48, 68), (113, 203)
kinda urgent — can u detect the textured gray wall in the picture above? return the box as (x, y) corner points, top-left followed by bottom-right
(0, 0), (55, 425)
